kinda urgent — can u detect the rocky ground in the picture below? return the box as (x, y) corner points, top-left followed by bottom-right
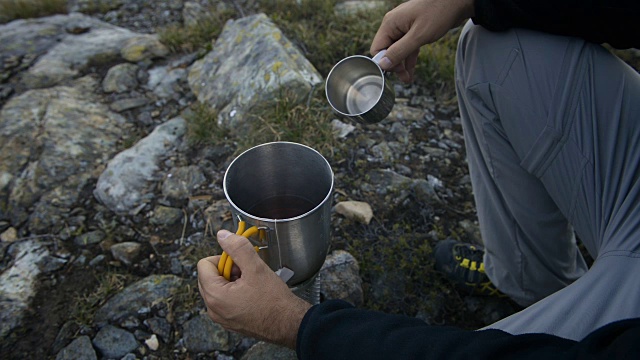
(3, 1), (637, 359)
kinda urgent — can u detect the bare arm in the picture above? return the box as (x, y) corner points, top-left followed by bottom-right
(371, 0), (475, 83)
(197, 230), (312, 349)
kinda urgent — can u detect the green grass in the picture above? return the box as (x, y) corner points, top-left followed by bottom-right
(0, 0), (67, 22)
(414, 27), (461, 100)
(260, 0), (393, 76)
(184, 102), (230, 146)
(238, 87), (338, 156)
(158, 8), (236, 54)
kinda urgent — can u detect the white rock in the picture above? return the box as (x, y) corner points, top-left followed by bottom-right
(145, 334), (159, 351)
(334, 201), (374, 224)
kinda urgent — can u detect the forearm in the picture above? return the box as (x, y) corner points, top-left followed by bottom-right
(296, 300), (640, 359)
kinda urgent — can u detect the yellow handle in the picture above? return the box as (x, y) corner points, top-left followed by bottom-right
(218, 221), (259, 281)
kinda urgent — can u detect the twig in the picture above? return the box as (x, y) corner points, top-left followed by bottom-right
(180, 209), (188, 246)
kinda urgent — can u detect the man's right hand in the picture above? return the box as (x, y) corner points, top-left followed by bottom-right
(370, 0), (475, 83)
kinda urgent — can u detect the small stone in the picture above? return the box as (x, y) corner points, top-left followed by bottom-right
(150, 206), (183, 226)
(103, 63), (139, 93)
(121, 36), (169, 62)
(0, 227), (18, 242)
(110, 242), (142, 266)
(145, 334), (159, 351)
(92, 325), (138, 359)
(334, 201), (373, 225)
(109, 97), (149, 112)
(74, 230), (106, 247)
(331, 119), (355, 138)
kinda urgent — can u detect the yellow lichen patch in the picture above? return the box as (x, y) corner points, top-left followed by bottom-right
(272, 31), (282, 41)
(264, 73), (271, 82)
(272, 61), (283, 74)
(235, 34), (244, 44)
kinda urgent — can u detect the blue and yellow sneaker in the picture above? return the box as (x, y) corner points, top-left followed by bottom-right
(434, 239), (505, 297)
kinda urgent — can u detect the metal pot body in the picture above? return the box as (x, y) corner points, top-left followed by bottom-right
(223, 142), (333, 286)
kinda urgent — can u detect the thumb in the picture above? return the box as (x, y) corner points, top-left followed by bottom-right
(378, 29), (422, 71)
(217, 229), (262, 270)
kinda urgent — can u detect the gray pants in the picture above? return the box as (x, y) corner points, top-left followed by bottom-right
(456, 21), (640, 340)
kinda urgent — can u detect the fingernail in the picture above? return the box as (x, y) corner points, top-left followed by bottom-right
(217, 229), (233, 240)
(378, 57), (392, 70)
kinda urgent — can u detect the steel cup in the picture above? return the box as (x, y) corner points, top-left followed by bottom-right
(223, 142), (334, 287)
(326, 50), (395, 124)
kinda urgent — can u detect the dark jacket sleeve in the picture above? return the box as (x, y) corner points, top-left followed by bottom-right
(472, 0), (640, 49)
(296, 299), (640, 360)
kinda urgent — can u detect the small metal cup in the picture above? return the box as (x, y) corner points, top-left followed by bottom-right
(326, 50), (395, 124)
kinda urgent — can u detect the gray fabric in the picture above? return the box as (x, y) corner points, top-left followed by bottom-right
(455, 20), (640, 340)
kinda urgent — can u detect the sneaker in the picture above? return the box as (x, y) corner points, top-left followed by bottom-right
(434, 239), (505, 297)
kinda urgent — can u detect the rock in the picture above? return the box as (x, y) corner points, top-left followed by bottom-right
(19, 13), (160, 89)
(371, 141), (394, 162)
(146, 65), (187, 99)
(144, 317), (171, 343)
(183, 314), (230, 353)
(92, 325), (138, 359)
(320, 250), (363, 306)
(150, 206), (183, 226)
(52, 321), (80, 354)
(0, 78), (125, 232)
(74, 230), (106, 247)
(331, 119), (356, 138)
(69, 0), (124, 13)
(241, 341), (296, 360)
(204, 199), (232, 233)
(110, 242), (142, 265)
(109, 97), (149, 112)
(38, 255), (68, 273)
(145, 334), (159, 351)
(55, 335), (97, 360)
(120, 35), (168, 62)
(387, 103), (427, 122)
(94, 275), (183, 323)
(103, 63), (139, 93)
(0, 15), (69, 83)
(0, 227), (17, 242)
(334, 1), (387, 16)
(161, 165), (206, 201)
(188, 13), (322, 132)
(0, 240), (49, 338)
(94, 117), (186, 214)
(334, 201), (373, 225)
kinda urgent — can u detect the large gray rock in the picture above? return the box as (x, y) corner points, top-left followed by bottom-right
(94, 275), (183, 323)
(183, 314), (230, 353)
(0, 13), (166, 89)
(0, 240), (49, 338)
(94, 117), (186, 214)
(0, 77), (126, 231)
(188, 13), (322, 132)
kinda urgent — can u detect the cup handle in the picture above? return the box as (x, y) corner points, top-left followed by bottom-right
(372, 49), (387, 64)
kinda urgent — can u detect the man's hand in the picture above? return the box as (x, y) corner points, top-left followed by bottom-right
(371, 0), (475, 83)
(197, 230), (312, 349)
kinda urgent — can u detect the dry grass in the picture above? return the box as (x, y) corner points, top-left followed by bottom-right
(0, 0), (67, 22)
